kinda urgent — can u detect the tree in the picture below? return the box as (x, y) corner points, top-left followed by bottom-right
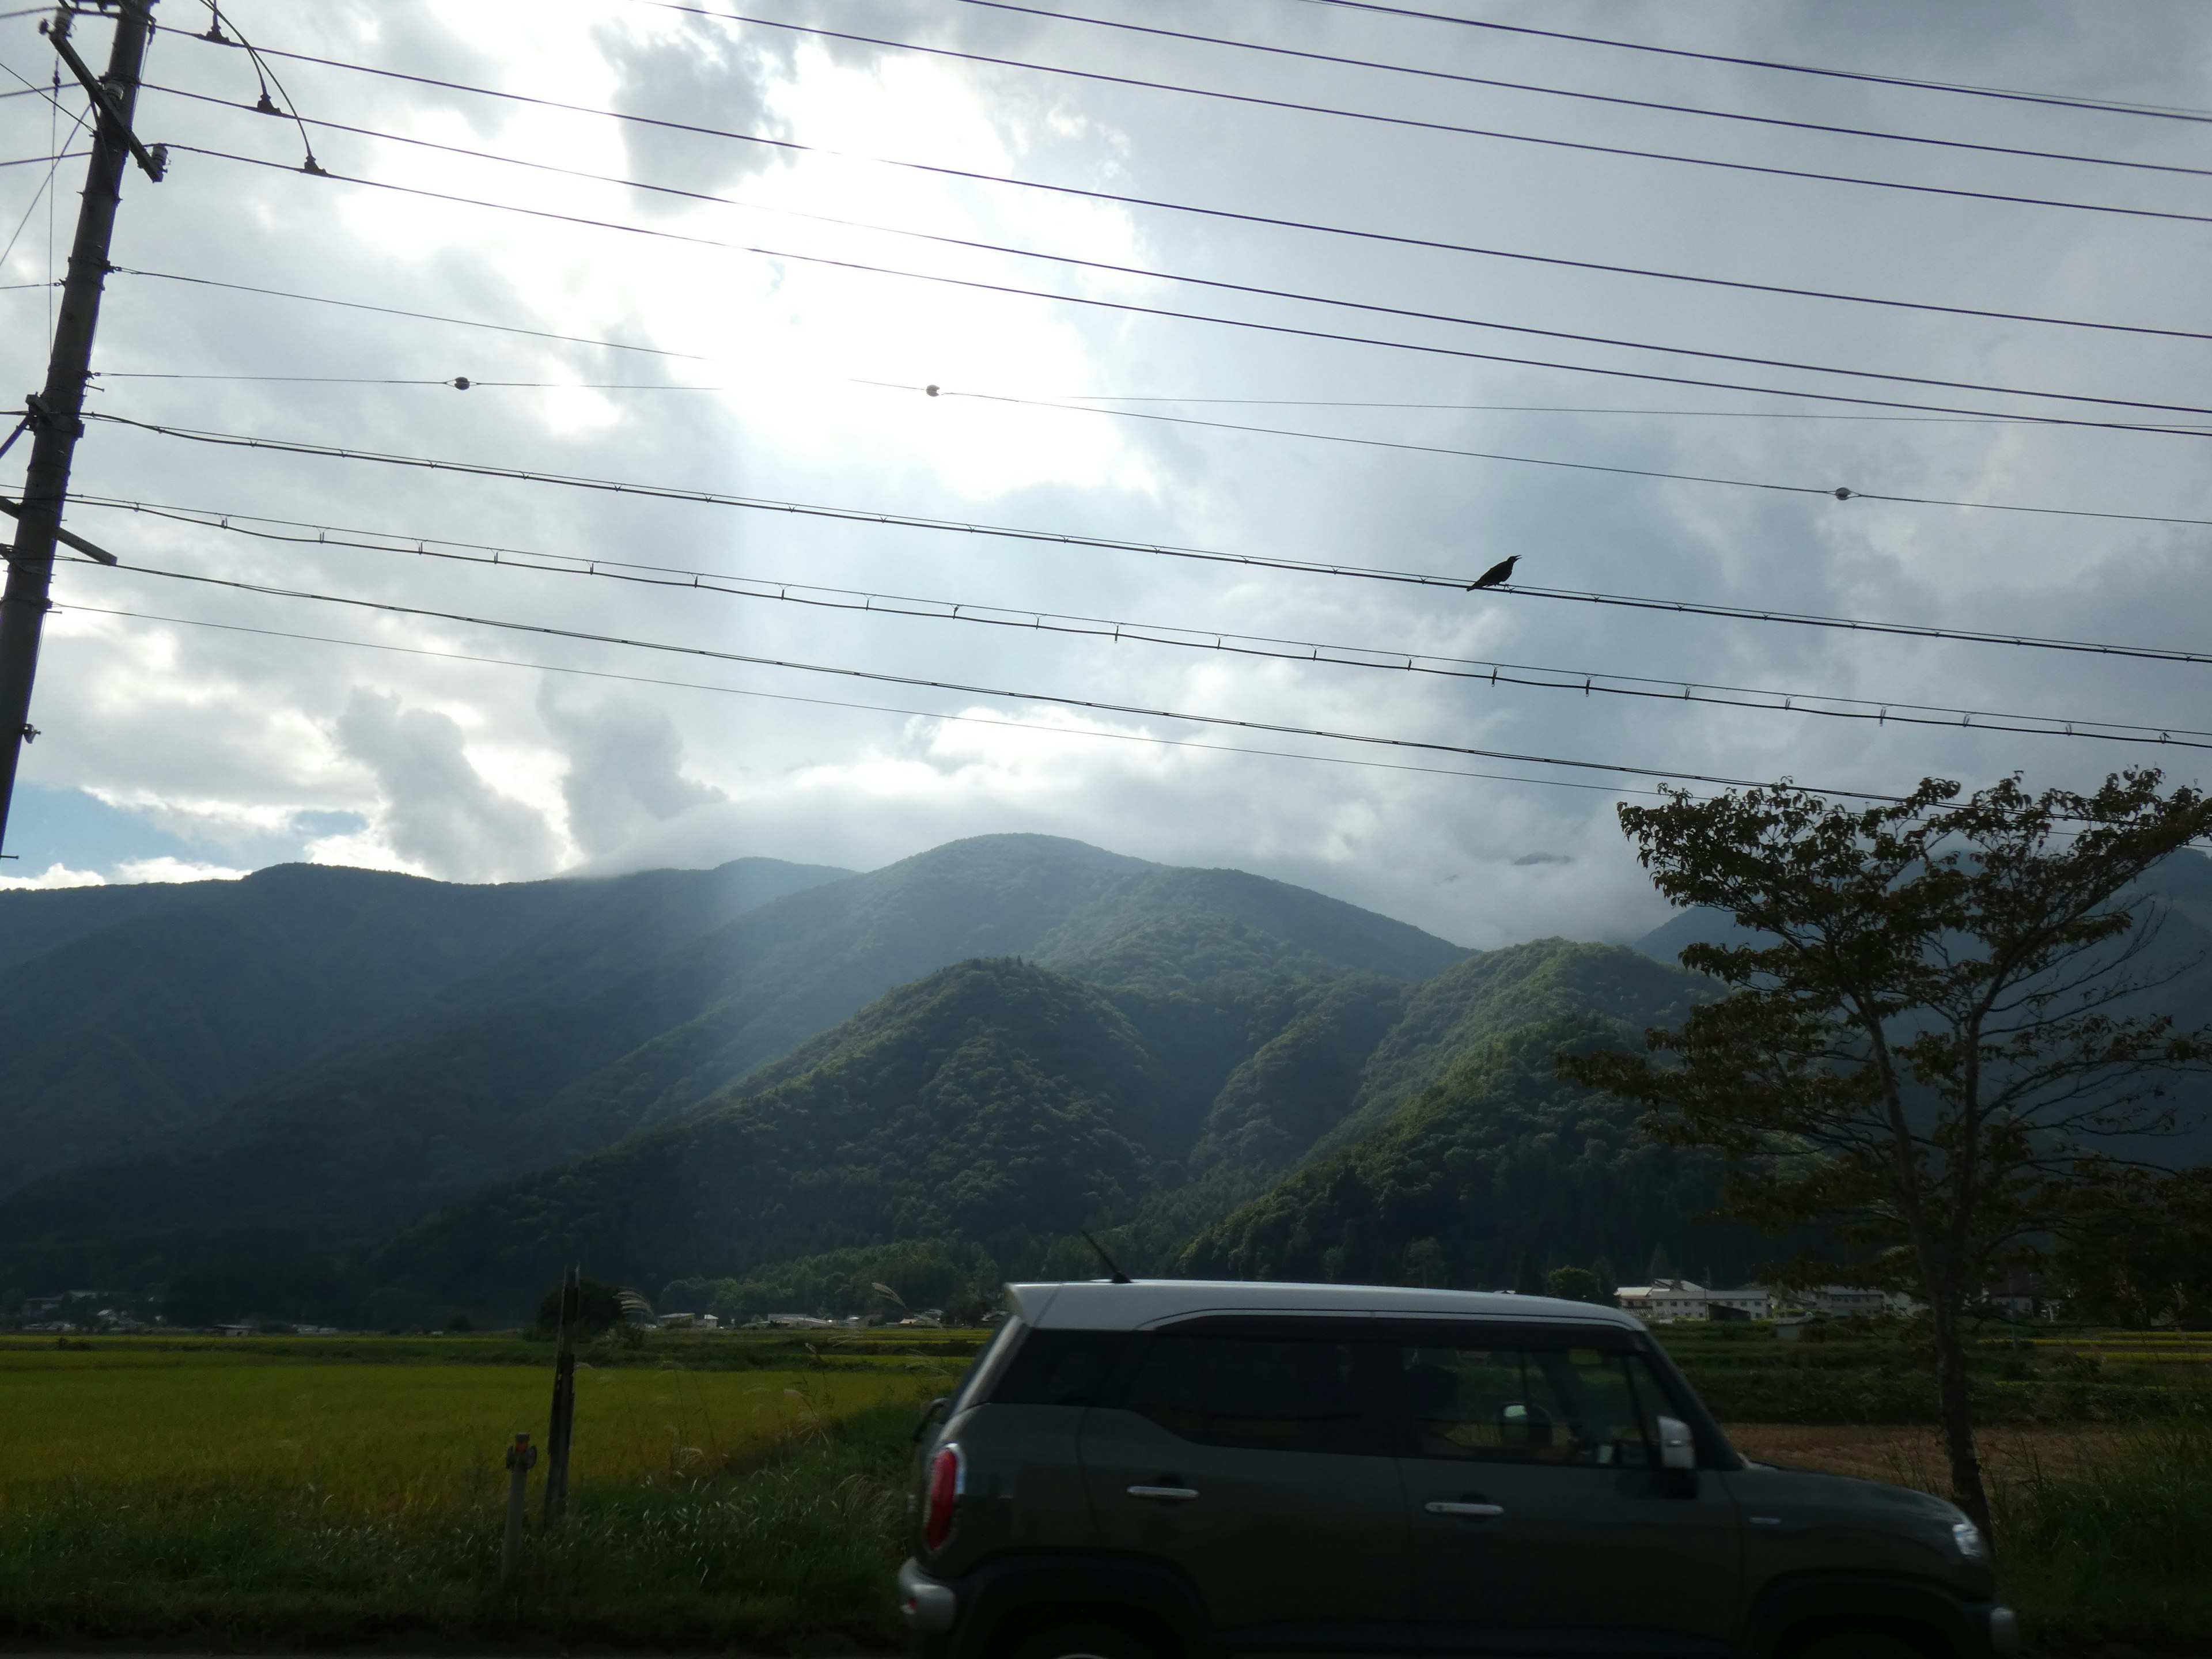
(1591, 1256), (1619, 1300)
(2058, 1166), (2212, 1329)
(1546, 1265), (1604, 1304)
(1561, 770), (2212, 1533)
(1645, 1244), (1673, 1284)
(536, 1277), (623, 1336)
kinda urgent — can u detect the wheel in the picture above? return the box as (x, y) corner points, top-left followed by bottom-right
(1005, 1621), (1157, 1659)
(1796, 1629), (1929, 1659)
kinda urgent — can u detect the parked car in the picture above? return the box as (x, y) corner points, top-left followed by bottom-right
(899, 1280), (2015, 1659)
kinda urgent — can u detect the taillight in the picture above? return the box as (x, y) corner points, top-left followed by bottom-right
(923, 1441), (963, 1550)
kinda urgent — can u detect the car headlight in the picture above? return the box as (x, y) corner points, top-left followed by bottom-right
(1951, 1519), (1990, 1562)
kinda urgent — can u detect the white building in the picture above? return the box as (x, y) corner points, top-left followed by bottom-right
(1616, 1279), (1776, 1321)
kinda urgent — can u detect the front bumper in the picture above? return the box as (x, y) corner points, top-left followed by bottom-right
(899, 1557), (958, 1635)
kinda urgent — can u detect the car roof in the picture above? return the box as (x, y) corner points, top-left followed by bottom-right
(1006, 1279), (1642, 1332)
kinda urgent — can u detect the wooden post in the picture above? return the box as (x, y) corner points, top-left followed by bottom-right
(542, 1266), (578, 1525)
(500, 1431), (536, 1589)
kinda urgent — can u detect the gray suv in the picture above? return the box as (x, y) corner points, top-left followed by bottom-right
(899, 1281), (2017, 1659)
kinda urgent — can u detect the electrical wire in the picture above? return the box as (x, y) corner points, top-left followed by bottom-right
(56, 599), (1671, 798)
(1295, 0), (2212, 125)
(144, 53), (2212, 347)
(86, 400), (2212, 541)
(902, 382), (2212, 505)
(650, 4), (2212, 228)
(70, 552), (1914, 800)
(965, 0), (2212, 181)
(157, 144), (2212, 434)
(82, 491), (2212, 751)
(79, 370), (2212, 427)
(158, 89), (2212, 394)
(74, 417), (2212, 664)
(207, 18), (2212, 230)
(110, 266), (697, 358)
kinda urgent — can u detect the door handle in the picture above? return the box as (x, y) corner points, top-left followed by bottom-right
(1425, 1500), (1504, 1518)
(1127, 1484), (1200, 1501)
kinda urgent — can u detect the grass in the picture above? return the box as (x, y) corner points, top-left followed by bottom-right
(0, 1332), (953, 1647)
(1728, 1413), (2212, 1654)
(8, 1328), (2209, 1653)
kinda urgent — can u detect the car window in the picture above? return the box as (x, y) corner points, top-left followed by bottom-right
(1126, 1333), (1387, 1453)
(952, 1315), (1026, 1413)
(1398, 1342), (1665, 1468)
(992, 1328), (1133, 1406)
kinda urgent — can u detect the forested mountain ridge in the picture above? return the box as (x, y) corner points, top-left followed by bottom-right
(0, 835), (1472, 1313)
(376, 937), (1713, 1321)
(1177, 1014), (1741, 1290)
(0, 857), (849, 1198)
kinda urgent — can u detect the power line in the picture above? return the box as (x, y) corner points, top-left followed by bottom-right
(902, 382), (2212, 510)
(79, 369), (2212, 427)
(206, 16), (2212, 230)
(71, 553), (1913, 801)
(85, 492), (2212, 751)
(72, 421), (2212, 664)
(1044, 394), (2212, 429)
(58, 599), (1672, 798)
(965, 0), (2212, 181)
(647, 4), (2212, 228)
(92, 370), (706, 389)
(1295, 0), (2212, 125)
(86, 406), (2212, 544)
(109, 266), (697, 359)
(150, 51), (2212, 347)
(156, 145), (2212, 434)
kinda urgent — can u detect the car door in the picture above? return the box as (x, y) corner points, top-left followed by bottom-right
(1080, 1315), (1412, 1654)
(1388, 1321), (1743, 1657)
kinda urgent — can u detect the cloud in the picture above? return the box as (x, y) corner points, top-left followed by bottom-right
(593, 10), (797, 206)
(0, 862), (106, 891)
(537, 685), (726, 858)
(113, 857), (250, 884)
(332, 691), (562, 882)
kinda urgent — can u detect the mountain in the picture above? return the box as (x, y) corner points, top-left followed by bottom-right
(0, 857), (849, 1199)
(1176, 1014), (1747, 1291)
(0, 835), (1470, 1309)
(374, 938), (1706, 1321)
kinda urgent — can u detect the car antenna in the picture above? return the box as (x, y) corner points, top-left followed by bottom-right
(1083, 1232), (1133, 1285)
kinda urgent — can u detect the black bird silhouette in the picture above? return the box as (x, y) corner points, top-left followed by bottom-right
(1468, 555), (1518, 590)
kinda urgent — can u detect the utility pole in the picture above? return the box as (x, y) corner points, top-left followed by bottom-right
(0, 0), (164, 857)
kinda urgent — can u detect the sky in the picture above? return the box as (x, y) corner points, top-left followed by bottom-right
(0, 0), (2207, 948)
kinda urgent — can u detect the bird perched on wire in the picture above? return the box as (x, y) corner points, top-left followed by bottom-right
(1468, 555), (1518, 590)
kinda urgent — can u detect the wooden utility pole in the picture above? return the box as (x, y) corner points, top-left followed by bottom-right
(541, 1266), (579, 1524)
(0, 0), (164, 855)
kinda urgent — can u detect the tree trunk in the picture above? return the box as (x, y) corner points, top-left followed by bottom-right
(1930, 1296), (1991, 1535)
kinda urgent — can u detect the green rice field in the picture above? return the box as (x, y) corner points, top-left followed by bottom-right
(0, 1331), (957, 1647)
(3, 1326), (2209, 1653)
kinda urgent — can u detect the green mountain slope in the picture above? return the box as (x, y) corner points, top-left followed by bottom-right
(373, 942), (1703, 1321)
(0, 836), (1473, 1312)
(0, 857), (849, 1199)
(375, 959), (1179, 1305)
(1301, 937), (1715, 1166)
(1177, 1014), (1739, 1289)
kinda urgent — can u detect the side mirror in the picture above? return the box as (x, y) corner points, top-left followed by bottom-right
(1655, 1415), (1696, 1471)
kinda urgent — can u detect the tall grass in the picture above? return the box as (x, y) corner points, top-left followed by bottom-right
(0, 1397), (928, 1646)
(1984, 1407), (2212, 1646)
(0, 1346), (941, 1646)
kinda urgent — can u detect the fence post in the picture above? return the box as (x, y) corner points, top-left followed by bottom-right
(500, 1431), (536, 1590)
(543, 1265), (579, 1525)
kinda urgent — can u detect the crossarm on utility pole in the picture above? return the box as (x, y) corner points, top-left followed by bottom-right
(46, 24), (166, 181)
(0, 496), (117, 565)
